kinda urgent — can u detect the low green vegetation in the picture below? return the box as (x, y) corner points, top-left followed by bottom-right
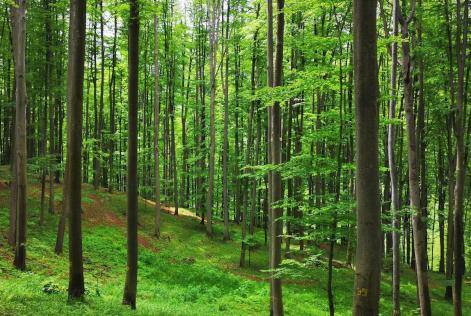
(0, 175), (469, 315)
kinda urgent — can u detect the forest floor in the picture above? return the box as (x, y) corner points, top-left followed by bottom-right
(0, 168), (469, 315)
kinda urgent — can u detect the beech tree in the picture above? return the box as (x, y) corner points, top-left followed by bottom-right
(452, 1), (468, 314)
(352, 0), (382, 314)
(267, 0), (285, 314)
(387, 0), (401, 313)
(66, 0), (87, 299)
(122, 0), (139, 308)
(11, 0), (27, 271)
(153, 11), (161, 239)
(398, 1), (432, 314)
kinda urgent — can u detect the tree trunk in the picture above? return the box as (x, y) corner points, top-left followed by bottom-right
(222, 0), (231, 241)
(153, 13), (161, 238)
(8, 119), (16, 246)
(453, 1), (468, 314)
(122, 0), (139, 308)
(267, 0), (285, 314)
(54, 159), (68, 255)
(66, 0), (86, 299)
(438, 139), (446, 274)
(388, 1), (401, 313)
(352, 0), (382, 314)
(11, 0), (27, 271)
(444, 0), (455, 299)
(206, 0), (218, 237)
(401, 12), (432, 315)
(108, 15), (117, 193)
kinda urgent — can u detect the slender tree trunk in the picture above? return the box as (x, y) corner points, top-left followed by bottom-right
(352, 0), (382, 314)
(11, 0), (27, 271)
(206, 0), (218, 237)
(398, 2), (432, 314)
(92, 1), (98, 190)
(267, 0), (285, 314)
(108, 15), (117, 193)
(123, 0), (139, 308)
(9, 120), (16, 246)
(388, 1), (401, 313)
(7, 22), (16, 240)
(438, 139), (446, 273)
(453, 1), (468, 314)
(222, 0), (231, 241)
(66, 0), (86, 299)
(54, 159), (68, 255)
(153, 13), (161, 238)
(444, 0), (456, 299)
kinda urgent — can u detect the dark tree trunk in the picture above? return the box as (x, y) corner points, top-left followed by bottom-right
(66, 0), (87, 299)
(444, 0), (456, 299)
(11, 0), (27, 271)
(352, 0), (382, 314)
(122, 0), (139, 308)
(398, 2), (432, 314)
(267, 0), (285, 314)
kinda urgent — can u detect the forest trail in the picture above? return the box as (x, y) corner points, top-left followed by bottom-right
(141, 197), (202, 221)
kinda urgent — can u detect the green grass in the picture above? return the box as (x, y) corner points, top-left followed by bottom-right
(0, 174), (469, 315)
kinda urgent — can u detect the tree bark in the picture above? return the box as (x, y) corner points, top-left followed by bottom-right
(352, 0), (382, 314)
(54, 160), (68, 255)
(267, 0), (285, 314)
(222, 0), (231, 241)
(398, 1), (432, 314)
(123, 0), (139, 308)
(453, 1), (468, 314)
(444, 0), (455, 299)
(11, 0), (27, 271)
(153, 12), (161, 238)
(206, 0), (218, 237)
(66, 0), (86, 299)
(388, 1), (401, 313)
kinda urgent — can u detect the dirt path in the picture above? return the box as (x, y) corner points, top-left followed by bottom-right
(82, 193), (159, 252)
(141, 198), (202, 221)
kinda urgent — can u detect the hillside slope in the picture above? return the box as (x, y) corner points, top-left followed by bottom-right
(0, 174), (469, 315)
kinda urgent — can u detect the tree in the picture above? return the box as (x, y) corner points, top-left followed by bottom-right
(352, 0), (382, 314)
(452, 1), (468, 314)
(11, 0), (28, 271)
(267, 0), (285, 314)
(66, 0), (87, 299)
(398, 1), (432, 314)
(122, 0), (139, 308)
(153, 11), (161, 238)
(206, 0), (219, 237)
(221, 0), (231, 242)
(387, 0), (401, 313)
